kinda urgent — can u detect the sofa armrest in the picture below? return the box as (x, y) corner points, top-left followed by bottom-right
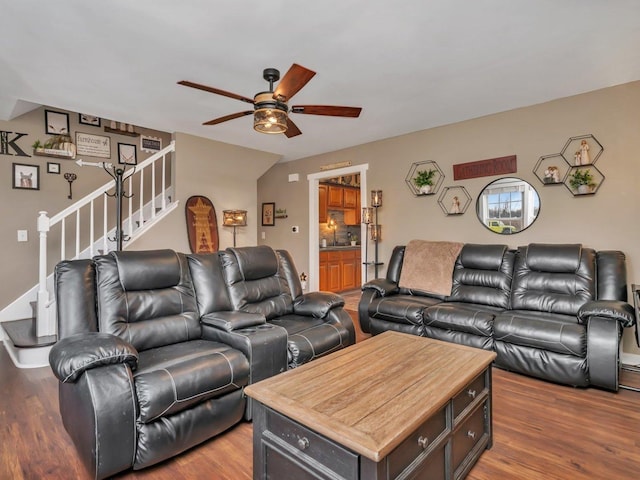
(201, 311), (266, 332)
(578, 300), (635, 328)
(362, 278), (399, 297)
(49, 332), (138, 383)
(293, 292), (345, 318)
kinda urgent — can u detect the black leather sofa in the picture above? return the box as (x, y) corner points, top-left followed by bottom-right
(49, 246), (354, 479)
(359, 243), (636, 391)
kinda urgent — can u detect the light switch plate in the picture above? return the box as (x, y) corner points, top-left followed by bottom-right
(17, 230), (28, 242)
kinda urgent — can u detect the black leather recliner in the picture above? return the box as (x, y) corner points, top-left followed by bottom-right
(49, 250), (250, 479)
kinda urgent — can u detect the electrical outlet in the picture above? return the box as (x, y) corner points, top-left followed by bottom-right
(292, 226), (299, 233)
(17, 230), (28, 242)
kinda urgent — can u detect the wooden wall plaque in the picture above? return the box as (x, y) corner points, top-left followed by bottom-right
(453, 155), (517, 180)
(185, 195), (219, 253)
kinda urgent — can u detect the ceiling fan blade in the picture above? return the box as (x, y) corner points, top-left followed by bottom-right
(178, 80), (254, 105)
(291, 105), (362, 117)
(284, 117), (302, 138)
(273, 64), (316, 102)
(203, 111), (253, 126)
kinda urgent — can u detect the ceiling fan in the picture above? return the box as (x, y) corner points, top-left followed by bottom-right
(178, 63), (362, 138)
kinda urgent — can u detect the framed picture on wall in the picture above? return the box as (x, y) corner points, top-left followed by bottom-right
(79, 114), (101, 127)
(47, 162), (61, 174)
(45, 110), (70, 135)
(118, 143), (137, 165)
(12, 163), (40, 190)
(262, 202), (275, 226)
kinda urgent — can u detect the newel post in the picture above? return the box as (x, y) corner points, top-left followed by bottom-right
(36, 211), (54, 337)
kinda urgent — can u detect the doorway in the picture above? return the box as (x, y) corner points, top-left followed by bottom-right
(307, 164), (369, 292)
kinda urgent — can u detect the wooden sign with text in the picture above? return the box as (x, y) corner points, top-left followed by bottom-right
(453, 155), (517, 180)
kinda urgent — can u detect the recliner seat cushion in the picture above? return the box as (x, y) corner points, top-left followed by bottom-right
(494, 310), (586, 357)
(424, 302), (500, 337)
(368, 294), (441, 326)
(134, 339), (249, 423)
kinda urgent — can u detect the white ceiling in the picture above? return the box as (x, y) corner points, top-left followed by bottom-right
(2, 1), (639, 162)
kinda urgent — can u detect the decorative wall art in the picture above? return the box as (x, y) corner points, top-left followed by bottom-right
(47, 162), (60, 174)
(140, 135), (162, 153)
(437, 186), (472, 216)
(75, 132), (111, 158)
(45, 110), (70, 135)
(79, 114), (101, 127)
(453, 155), (517, 181)
(12, 162), (40, 190)
(118, 143), (137, 165)
(262, 202), (275, 226)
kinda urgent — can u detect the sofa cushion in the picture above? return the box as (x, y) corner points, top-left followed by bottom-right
(369, 294), (441, 326)
(511, 244), (596, 315)
(449, 244), (514, 309)
(95, 252), (201, 351)
(113, 249), (182, 291)
(424, 302), (500, 337)
(134, 339), (249, 424)
(494, 310), (586, 357)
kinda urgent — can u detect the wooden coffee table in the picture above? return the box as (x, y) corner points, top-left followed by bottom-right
(245, 331), (497, 479)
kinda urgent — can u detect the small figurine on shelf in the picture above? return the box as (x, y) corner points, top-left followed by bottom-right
(544, 165), (561, 183)
(574, 150), (582, 165)
(451, 196), (461, 214)
(580, 139), (590, 164)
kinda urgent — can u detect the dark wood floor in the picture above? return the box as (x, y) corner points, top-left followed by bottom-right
(2, 312), (640, 479)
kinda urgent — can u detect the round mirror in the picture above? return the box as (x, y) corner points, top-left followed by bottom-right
(476, 177), (540, 234)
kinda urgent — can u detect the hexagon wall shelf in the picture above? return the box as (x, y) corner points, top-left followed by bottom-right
(405, 161), (444, 196)
(438, 186), (472, 216)
(561, 134), (603, 166)
(564, 165), (605, 196)
(533, 153), (569, 186)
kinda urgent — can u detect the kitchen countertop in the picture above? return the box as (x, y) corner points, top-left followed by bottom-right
(320, 245), (361, 251)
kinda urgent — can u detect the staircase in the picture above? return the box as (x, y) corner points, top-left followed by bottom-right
(1, 141), (177, 368)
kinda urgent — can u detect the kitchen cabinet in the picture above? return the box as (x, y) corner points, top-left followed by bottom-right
(319, 184), (328, 223)
(319, 248), (361, 293)
(343, 187), (358, 208)
(327, 185), (344, 208)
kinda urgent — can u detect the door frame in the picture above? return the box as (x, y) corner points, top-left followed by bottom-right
(307, 164), (369, 292)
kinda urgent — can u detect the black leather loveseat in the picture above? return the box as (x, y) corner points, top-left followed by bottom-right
(359, 241), (635, 391)
(49, 246), (354, 479)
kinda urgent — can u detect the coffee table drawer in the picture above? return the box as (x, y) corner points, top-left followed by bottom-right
(387, 404), (448, 479)
(265, 409), (359, 478)
(452, 401), (488, 473)
(452, 371), (486, 420)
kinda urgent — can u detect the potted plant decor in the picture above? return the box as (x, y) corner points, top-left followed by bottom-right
(569, 168), (595, 194)
(413, 169), (437, 194)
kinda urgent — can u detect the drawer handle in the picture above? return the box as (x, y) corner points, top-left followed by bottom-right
(467, 389), (477, 399)
(417, 436), (429, 449)
(297, 437), (310, 450)
(467, 430), (476, 440)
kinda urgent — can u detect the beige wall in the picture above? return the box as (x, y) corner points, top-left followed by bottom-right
(0, 106), (172, 310)
(132, 132), (281, 252)
(258, 81), (640, 355)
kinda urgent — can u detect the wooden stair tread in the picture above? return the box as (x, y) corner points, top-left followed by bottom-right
(2, 318), (57, 348)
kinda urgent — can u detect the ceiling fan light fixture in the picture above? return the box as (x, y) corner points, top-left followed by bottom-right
(253, 92), (288, 134)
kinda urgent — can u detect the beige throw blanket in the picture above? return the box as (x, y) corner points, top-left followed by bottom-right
(398, 240), (464, 296)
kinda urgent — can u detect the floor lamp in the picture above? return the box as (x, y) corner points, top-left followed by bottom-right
(362, 190), (382, 281)
(222, 210), (247, 247)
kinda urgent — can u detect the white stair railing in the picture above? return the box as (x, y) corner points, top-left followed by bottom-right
(35, 141), (176, 336)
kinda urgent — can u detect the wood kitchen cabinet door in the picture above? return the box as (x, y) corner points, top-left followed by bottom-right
(319, 184), (328, 223)
(327, 185), (344, 208)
